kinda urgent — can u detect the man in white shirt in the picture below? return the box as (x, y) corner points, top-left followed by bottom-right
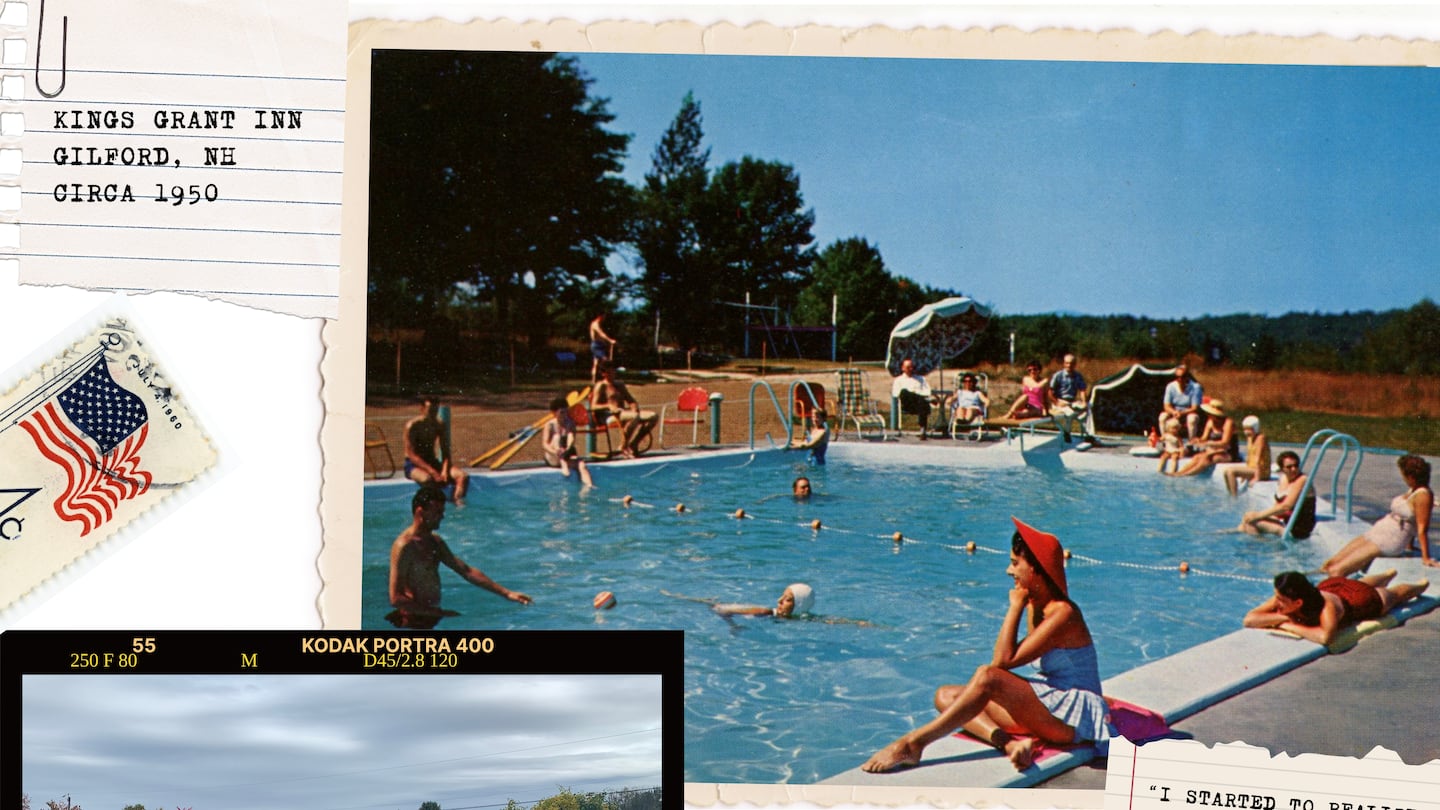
(891, 358), (934, 439)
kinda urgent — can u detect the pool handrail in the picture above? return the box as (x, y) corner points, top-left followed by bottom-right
(1285, 429), (1362, 537)
(747, 379), (792, 450)
(746, 378), (828, 450)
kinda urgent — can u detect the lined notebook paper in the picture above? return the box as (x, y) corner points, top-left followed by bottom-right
(1106, 737), (1440, 810)
(2, 0), (344, 318)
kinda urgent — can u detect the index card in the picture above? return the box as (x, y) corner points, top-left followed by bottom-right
(1106, 737), (1440, 810)
(5, 0), (345, 318)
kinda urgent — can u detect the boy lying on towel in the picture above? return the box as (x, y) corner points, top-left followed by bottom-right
(1243, 570), (1429, 647)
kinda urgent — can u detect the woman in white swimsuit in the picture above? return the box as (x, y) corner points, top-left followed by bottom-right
(1322, 455), (1434, 577)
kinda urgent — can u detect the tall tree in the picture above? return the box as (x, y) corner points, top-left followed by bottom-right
(700, 156), (816, 318)
(796, 237), (897, 358)
(634, 92), (712, 349)
(367, 51), (632, 354)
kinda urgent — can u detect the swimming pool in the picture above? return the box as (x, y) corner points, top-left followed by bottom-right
(361, 443), (1329, 784)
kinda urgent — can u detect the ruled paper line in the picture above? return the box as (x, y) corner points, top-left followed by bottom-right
(21, 222), (339, 237)
(8, 251), (339, 268)
(30, 130), (343, 145)
(19, 191), (342, 206)
(100, 286), (340, 299)
(17, 66), (343, 82)
(24, 162), (345, 175)
(27, 98), (344, 113)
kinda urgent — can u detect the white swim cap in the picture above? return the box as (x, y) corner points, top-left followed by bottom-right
(786, 583), (814, 615)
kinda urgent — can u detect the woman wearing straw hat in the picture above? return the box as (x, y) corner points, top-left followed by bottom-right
(1171, 397), (1238, 477)
(861, 518), (1111, 773)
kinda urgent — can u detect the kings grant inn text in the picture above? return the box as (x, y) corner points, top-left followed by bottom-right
(49, 107), (307, 203)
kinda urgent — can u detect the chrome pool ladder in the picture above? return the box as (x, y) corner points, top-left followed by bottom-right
(1286, 428), (1363, 537)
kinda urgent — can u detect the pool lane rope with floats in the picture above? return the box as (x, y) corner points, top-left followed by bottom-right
(615, 494), (1271, 585)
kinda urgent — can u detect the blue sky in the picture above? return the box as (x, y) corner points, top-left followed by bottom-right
(572, 53), (1440, 319)
(23, 675), (662, 810)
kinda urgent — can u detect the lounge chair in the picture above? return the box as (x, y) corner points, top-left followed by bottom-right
(834, 369), (888, 440)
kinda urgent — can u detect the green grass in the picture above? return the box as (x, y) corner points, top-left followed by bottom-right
(1255, 411), (1440, 457)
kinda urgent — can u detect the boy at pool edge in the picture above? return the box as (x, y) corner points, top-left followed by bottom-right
(788, 407), (829, 465)
(542, 395), (594, 487)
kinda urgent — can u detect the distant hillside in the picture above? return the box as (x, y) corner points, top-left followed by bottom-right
(970, 299), (1438, 374)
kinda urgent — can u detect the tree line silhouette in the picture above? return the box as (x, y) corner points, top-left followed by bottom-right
(365, 50), (1435, 392)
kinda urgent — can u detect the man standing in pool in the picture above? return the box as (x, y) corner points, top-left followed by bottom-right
(388, 486), (531, 629)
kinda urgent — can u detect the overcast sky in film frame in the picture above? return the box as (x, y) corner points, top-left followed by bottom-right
(23, 674), (663, 810)
(571, 52), (1440, 319)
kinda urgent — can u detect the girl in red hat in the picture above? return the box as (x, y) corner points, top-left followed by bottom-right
(862, 518), (1111, 773)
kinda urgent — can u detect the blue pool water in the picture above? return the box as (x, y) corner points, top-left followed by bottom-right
(362, 447), (1327, 784)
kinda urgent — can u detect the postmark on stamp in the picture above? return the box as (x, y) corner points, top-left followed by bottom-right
(0, 311), (216, 616)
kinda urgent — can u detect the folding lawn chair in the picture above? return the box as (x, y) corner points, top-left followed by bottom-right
(834, 369), (888, 440)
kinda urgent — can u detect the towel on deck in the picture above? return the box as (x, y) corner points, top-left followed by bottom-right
(1268, 614), (1400, 654)
(955, 696), (1174, 764)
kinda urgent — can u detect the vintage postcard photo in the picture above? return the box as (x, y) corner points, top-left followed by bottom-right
(331, 17), (1440, 806)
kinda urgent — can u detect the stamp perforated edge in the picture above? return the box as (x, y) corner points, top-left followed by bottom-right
(0, 294), (225, 627)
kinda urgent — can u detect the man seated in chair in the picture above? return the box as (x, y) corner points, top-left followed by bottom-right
(891, 358), (937, 439)
(592, 362), (657, 459)
(1048, 353), (1089, 443)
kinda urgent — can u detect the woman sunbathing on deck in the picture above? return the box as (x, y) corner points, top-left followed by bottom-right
(1243, 570), (1429, 646)
(1321, 454), (1435, 577)
(861, 518), (1111, 773)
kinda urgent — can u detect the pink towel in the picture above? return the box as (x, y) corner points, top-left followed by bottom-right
(955, 696), (1172, 764)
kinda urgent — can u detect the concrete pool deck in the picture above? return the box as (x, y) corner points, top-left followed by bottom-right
(808, 433), (1440, 790)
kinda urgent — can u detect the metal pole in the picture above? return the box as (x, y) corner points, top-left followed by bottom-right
(744, 291), (751, 358)
(831, 294), (838, 362)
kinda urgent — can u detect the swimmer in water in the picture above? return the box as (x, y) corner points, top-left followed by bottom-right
(712, 583), (815, 618)
(793, 476), (812, 499)
(662, 585), (870, 627)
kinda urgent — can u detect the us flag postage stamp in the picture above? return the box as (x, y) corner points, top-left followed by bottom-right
(0, 311), (217, 616)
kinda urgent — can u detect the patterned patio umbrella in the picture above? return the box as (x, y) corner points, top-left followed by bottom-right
(884, 297), (992, 377)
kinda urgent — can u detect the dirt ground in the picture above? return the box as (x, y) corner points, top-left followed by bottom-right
(362, 363), (1022, 478)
